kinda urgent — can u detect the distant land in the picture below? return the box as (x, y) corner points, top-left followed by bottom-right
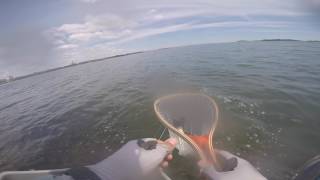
(238, 39), (320, 42)
(261, 39), (301, 41)
(0, 79), (8, 85)
(0, 51), (143, 85)
(1, 39), (319, 85)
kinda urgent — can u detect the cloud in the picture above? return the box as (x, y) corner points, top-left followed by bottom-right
(57, 44), (79, 49)
(47, 13), (137, 64)
(48, 14), (137, 63)
(46, 0), (308, 67)
(50, 7), (296, 48)
(303, 0), (320, 14)
(49, 0), (313, 49)
(80, 0), (99, 3)
(113, 21), (291, 45)
(52, 14), (136, 45)
(143, 8), (212, 22)
(137, 0), (307, 17)
(111, 23), (191, 44)
(0, 29), (58, 76)
(1, 0), (318, 76)
(0, 47), (5, 56)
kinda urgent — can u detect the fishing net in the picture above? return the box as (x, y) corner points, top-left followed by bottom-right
(154, 93), (219, 164)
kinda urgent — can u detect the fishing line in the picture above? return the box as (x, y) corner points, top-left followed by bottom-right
(158, 127), (167, 140)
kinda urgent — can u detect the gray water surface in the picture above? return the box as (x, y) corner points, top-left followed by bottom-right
(0, 41), (320, 180)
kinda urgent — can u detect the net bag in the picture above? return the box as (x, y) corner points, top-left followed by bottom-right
(154, 93), (219, 164)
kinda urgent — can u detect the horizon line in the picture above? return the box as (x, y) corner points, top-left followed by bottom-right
(1, 38), (319, 83)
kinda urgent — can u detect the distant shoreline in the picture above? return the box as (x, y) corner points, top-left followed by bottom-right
(0, 51), (143, 85)
(238, 39), (320, 42)
(1, 39), (319, 85)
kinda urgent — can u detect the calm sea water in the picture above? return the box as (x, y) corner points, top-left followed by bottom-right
(0, 41), (319, 180)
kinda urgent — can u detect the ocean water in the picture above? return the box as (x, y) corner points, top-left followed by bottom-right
(0, 41), (319, 180)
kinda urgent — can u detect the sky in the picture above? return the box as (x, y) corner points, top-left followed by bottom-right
(0, 0), (319, 78)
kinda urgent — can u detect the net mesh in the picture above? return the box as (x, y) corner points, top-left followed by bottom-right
(155, 94), (218, 157)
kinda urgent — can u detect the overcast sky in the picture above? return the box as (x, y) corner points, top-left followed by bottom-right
(0, 0), (319, 77)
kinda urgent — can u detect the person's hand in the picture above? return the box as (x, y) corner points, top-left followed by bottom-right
(159, 138), (177, 168)
(199, 150), (267, 180)
(88, 138), (177, 180)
